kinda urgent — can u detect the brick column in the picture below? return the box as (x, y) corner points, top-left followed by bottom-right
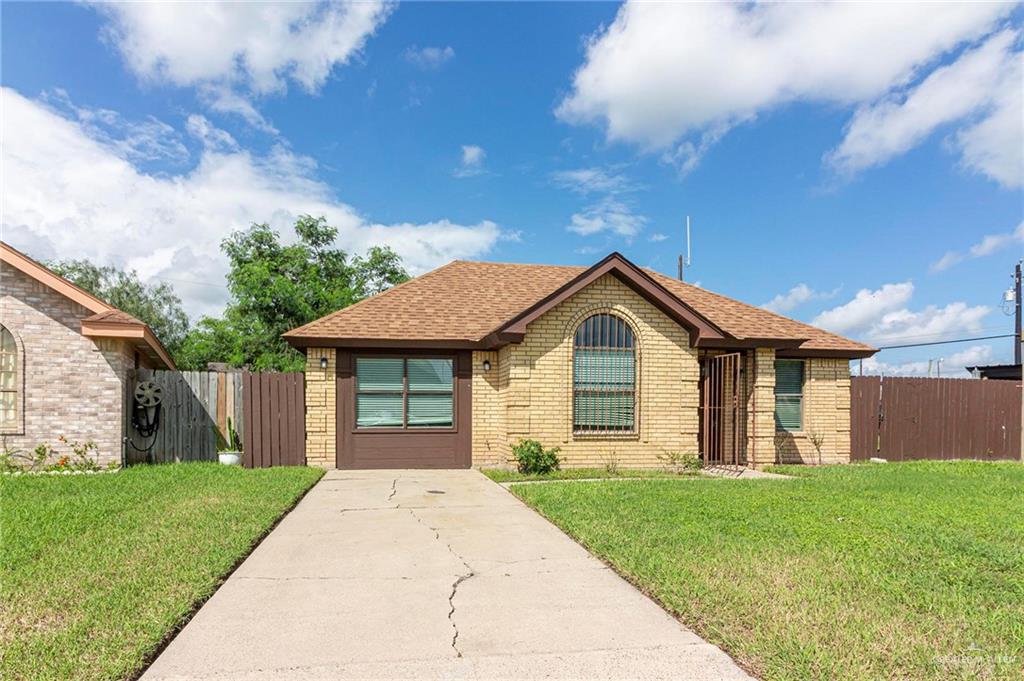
(304, 347), (336, 468)
(747, 348), (776, 468)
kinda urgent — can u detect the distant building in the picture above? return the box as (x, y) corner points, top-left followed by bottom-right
(967, 364), (1022, 381)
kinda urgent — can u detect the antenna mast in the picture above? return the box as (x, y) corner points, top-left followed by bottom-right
(678, 216), (692, 281)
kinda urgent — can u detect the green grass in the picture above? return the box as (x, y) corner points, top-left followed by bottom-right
(511, 461), (1024, 680)
(480, 467), (699, 483)
(0, 463), (323, 681)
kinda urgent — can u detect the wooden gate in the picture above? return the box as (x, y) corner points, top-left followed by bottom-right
(701, 353), (742, 468)
(242, 372), (306, 468)
(851, 376), (1021, 461)
(130, 370), (243, 464)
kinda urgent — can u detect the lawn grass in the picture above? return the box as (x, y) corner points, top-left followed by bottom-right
(511, 461), (1024, 680)
(480, 467), (699, 483)
(0, 463), (323, 681)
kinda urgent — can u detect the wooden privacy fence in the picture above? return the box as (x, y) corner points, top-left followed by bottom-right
(850, 376), (1021, 461)
(131, 370), (244, 464)
(242, 372), (306, 468)
(130, 370), (306, 467)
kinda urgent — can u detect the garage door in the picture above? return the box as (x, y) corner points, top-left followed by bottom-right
(335, 350), (472, 469)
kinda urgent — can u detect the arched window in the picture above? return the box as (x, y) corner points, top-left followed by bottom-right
(0, 325), (19, 432)
(573, 313), (635, 434)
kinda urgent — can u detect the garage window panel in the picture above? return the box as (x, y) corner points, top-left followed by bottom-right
(355, 357), (454, 429)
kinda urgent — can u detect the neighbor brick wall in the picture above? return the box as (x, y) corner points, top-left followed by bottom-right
(471, 273), (700, 468)
(0, 262), (132, 467)
(303, 347), (336, 468)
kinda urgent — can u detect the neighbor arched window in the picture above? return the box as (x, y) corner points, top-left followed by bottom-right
(573, 313), (635, 434)
(0, 325), (19, 432)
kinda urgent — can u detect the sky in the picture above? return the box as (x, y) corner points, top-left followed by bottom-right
(2, 1), (1022, 377)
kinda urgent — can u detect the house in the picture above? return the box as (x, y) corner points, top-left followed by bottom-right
(0, 241), (174, 467)
(967, 363), (1022, 381)
(284, 252), (875, 470)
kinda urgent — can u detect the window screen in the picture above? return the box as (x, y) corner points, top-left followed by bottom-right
(573, 314), (635, 433)
(774, 359), (804, 431)
(355, 357), (454, 429)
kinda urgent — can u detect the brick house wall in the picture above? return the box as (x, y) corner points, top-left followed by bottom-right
(1, 263), (134, 467)
(472, 274), (701, 468)
(471, 277), (852, 468)
(304, 347), (337, 468)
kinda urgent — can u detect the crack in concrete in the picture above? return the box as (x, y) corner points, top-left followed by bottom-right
(387, 478), (398, 501)
(406, 507), (476, 658)
(447, 571), (473, 657)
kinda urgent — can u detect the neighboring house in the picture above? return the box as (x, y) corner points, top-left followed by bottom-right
(967, 363), (1022, 381)
(286, 253), (875, 470)
(0, 242), (174, 467)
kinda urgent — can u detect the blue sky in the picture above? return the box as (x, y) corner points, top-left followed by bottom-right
(2, 2), (1022, 375)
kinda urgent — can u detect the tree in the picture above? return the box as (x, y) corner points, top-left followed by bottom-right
(177, 215), (409, 371)
(48, 260), (190, 357)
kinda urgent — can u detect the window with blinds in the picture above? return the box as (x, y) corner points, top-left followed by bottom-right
(573, 314), (635, 434)
(774, 359), (804, 431)
(356, 357), (454, 429)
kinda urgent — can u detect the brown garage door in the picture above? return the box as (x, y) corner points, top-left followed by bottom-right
(335, 350), (472, 469)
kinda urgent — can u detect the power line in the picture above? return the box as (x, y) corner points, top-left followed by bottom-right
(875, 334), (1014, 351)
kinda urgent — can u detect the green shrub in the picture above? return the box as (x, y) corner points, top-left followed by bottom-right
(512, 439), (561, 475)
(657, 450), (702, 474)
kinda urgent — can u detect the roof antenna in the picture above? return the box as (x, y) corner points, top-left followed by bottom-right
(678, 216), (692, 281)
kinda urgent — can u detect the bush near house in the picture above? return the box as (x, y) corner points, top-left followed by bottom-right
(511, 461), (1024, 680)
(512, 438), (561, 475)
(0, 463), (322, 681)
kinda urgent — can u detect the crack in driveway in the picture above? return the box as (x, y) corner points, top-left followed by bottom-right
(405, 505), (476, 658)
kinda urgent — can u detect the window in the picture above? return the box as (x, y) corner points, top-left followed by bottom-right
(356, 357), (454, 429)
(573, 313), (635, 434)
(0, 325), (18, 432)
(774, 359), (804, 431)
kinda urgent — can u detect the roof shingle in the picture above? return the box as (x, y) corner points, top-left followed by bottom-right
(284, 258), (872, 355)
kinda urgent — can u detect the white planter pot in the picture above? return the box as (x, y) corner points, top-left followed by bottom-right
(219, 451), (242, 466)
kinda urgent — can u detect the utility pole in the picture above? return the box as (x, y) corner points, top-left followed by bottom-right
(1015, 260), (1021, 365)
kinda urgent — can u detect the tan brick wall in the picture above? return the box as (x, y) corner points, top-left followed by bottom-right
(1, 262), (133, 467)
(471, 274), (700, 469)
(746, 348), (777, 467)
(774, 358), (852, 464)
(303, 347), (336, 468)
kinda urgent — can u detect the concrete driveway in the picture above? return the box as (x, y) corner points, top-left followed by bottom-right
(144, 470), (750, 680)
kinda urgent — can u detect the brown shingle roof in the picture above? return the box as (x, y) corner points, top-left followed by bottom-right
(284, 257), (873, 355)
(83, 309), (147, 326)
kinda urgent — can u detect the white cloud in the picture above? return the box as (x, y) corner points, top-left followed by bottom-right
(41, 88), (189, 164)
(92, 1), (392, 94)
(453, 144), (486, 177)
(828, 30), (1023, 187)
(930, 221), (1024, 271)
(88, 2), (393, 131)
(198, 85), (279, 134)
(1, 87), (503, 318)
(551, 167), (637, 195)
(648, 233), (669, 243)
(403, 45), (455, 70)
(862, 344), (995, 378)
(762, 284), (836, 314)
(566, 197), (646, 238)
(813, 281), (990, 345)
(556, 2), (1016, 177)
(185, 114), (238, 152)
(813, 282), (914, 335)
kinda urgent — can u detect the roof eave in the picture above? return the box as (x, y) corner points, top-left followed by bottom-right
(489, 252), (729, 347)
(81, 320), (176, 369)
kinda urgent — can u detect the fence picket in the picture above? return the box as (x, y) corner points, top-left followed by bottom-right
(851, 376), (1020, 461)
